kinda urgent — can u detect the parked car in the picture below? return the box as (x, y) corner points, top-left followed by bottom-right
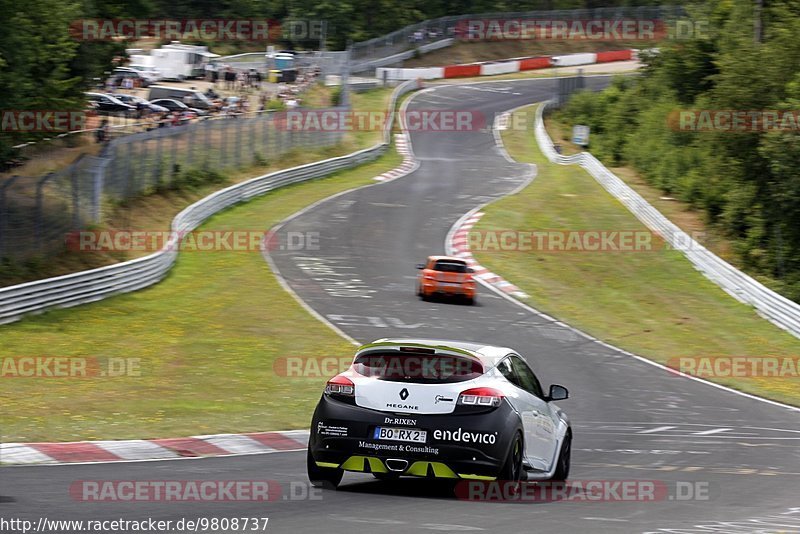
(149, 99), (207, 117)
(85, 92), (137, 116)
(126, 65), (163, 82)
(108, 68), (152, 88)
(147, 86), (214, 110)
(112, 94), (168, 117)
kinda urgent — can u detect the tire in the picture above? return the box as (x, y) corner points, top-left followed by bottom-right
(464, 295), (475, 305)
(307, 448), (343, 489)
(498, 432), (523, 492)
(550, 432), (571, 482)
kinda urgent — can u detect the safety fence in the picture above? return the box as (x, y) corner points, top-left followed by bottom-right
(350, 5), (682, 71)
(0, 79), (419, 324)
(0, 111), (345, 263)
(534, 102), (800, 338)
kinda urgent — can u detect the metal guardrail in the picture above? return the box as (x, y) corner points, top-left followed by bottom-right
(0, 79), (420, 325)
(350, 39), (454, 74)
(534, 102), (800, 338)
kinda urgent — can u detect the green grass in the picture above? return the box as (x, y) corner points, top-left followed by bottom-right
(474, 104), (800, 406)
(0, 142), (401, 443)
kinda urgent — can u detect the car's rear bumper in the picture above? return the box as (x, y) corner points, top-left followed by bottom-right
(309, 395), (520, 479)
(421, 281), (475, 298)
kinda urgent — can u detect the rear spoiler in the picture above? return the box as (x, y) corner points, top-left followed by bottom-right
(355, 341), (482, 362)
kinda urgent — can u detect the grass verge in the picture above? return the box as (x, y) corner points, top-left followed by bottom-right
(474, 104), (800, 406)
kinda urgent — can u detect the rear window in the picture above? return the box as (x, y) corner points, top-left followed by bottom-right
(353, 351), (483, 383)
(433, 260), (468, 273)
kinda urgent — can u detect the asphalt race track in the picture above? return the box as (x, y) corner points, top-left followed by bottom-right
(3, 78), (799, 534)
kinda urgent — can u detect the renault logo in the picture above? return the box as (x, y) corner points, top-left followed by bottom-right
(399, 388), (409, 400)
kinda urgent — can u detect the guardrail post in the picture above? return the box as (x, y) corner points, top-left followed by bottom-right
(140, 135), (150, 190)
(236, 115), (243, 167)
(36, 173), (54, 251)
(154, 130), (163, 188)
(70, 166), (80, 229)
(187, 121), (195, 169)
(220, 117), (228, 167)
(0, 176), (20, 259)
(203, 117), (211, 170)
(171, 129), (178, 183)
(250, 117), (257, 165)
(92, 161), (105, 223)
(268, 111), (274, 161)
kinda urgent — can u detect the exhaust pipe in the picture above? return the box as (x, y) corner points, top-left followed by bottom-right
(385, 458), (409, 472)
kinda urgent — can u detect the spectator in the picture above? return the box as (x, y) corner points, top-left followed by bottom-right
(95, 119), (109, 143)
(224, 67), (235, 90)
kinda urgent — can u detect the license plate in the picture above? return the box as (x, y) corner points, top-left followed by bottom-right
(373, 426), (427, 443)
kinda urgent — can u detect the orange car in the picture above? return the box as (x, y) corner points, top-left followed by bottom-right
(416, 255), (476, 304)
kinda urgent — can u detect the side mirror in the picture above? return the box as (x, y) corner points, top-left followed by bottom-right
(467, 267), (475, 273)
(416, 264), (425, 269)
(546, 384), (568, 402)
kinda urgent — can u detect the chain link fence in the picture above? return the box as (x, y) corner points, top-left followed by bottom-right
(0, 110), (346, 263)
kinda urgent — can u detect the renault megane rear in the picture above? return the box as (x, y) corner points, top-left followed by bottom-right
(307, 339), (572, 488)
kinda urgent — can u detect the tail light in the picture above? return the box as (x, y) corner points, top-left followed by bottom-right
(325, 375), (355, 397)
(458, 387), (504, 408)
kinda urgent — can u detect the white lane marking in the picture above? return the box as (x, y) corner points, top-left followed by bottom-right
(420, 525), (485, 531)
(643, 507), (800, 533)
(693, 428), (732, 436)
(577, 448), (711, 455)
(326, 315), (423, 329)
(637, 426), (677, 434)
(330, 516), (406, 525)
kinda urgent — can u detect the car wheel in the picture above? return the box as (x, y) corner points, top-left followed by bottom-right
(307, 448), (343, 489)
(499, 432), (523, 492)
(550, 432), (571, 482)
(464, 295), (475, 305)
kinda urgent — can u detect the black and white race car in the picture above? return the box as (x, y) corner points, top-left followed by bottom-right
(307, 339), (571, 488)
